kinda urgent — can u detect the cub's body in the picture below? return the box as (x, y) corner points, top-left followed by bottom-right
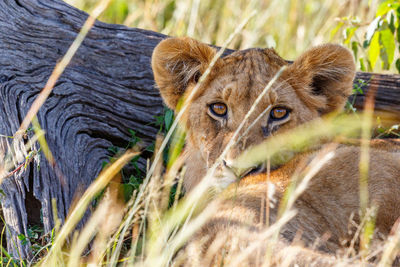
(151, 37), (400, 266)
(183, 143), (400, 266)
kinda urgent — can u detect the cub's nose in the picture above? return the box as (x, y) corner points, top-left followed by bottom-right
(222, 159), (229, 168)
(261, 126), (270, 138)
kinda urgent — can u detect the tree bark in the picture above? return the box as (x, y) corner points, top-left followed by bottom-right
(0, 0), (398, 259)
(0, 0), (166, 258)
(351, 72), (400, 122)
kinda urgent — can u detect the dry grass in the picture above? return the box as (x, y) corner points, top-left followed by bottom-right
(1, 0), (399, 266)
(65, 0), (378, 59)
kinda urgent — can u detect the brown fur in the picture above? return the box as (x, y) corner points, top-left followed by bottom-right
(152, 37), (400, 265)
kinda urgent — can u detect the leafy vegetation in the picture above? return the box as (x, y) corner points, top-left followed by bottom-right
(66, 0), (381, 60)
(335, 0), (400, 72)
(104, 107), (177, 203)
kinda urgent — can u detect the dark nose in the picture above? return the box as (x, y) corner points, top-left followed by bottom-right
(261, 126), (270, 137)
(223, 160), (228, 167)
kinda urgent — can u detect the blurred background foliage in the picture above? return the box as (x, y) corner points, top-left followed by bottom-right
(64, 0), (400, 73)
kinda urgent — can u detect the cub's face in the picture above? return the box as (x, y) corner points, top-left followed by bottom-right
(152, 37), (355, 191)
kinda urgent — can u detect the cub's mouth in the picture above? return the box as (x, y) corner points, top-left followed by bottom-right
(239, 163), (266, 178)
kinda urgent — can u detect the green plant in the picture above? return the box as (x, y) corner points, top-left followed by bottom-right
(154, 107), (174, 134)
(336, 0), (400, 72)
(66, 0), (375, 59)
(101, 130), (145, 202)
(376, 121), (400, 138)
(345, 78), (367, 113)
(14, 225), (46, 266)
(100, 107), (178, 202)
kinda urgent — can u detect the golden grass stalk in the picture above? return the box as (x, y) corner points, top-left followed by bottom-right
(142, 201), (220, 267)
(107, 136), (166, 266)
(228, 210), (297, 267)
(0, 131), (41, 182)
(31, 117), (54, 166)
(39, 149), (139, 266)
(78, 0), (376, 61)
(67, 198), (110, 267)
(140, 9), (257, 189)
(359, 87), (376, 257)
(138, 78), (366, 267)
(378, 220), (400, 267)
(217, 65), (286, 166)
(26, 1), (390, 265)
(345, 207), (377, 260)
(112, 13), (257, 265)
(233, 114), (363, 171)
(260, 145), (337, 266)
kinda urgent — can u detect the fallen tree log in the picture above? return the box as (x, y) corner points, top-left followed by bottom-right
(0, 0), (399, 259)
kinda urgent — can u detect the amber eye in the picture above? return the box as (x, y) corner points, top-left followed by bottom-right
(270, 107), (289, 120)
(209, 103), (228, 117)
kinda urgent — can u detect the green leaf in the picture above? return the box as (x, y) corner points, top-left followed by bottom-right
(167, 126), (186, 169)
(365, 16), (381, 43)
(131, 154), (140, 164)
(107, 146), (119, 155)
(362, 40), (369, 49)
(389, 12), (395, 33)
(368, 32), (380, 70)
(376, 1), (392, 16)
(377, 127), (386, 133)
(344, 27), (357, 44)
(379, 23), (396, 68)
(397, 20), (400, 43)
(396, 58), (400, 73)
(121, 183), (134, 202)
(18, 234), (28, 245)
(351, 41), (359, 59)
(353, 79), (365, 94)
(146, 143), (155, 153)
(128, 129), (141, 147)
(359, 57), (367, 72)
(164, 108), (174, 131)
(101, 161), (108, 169)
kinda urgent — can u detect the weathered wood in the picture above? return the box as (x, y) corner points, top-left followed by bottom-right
(352, 72), (400, 122)
(0, 0), (399, 259)
(0, 0), (166, 258)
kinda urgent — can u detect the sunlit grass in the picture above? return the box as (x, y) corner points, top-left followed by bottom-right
(34, 110), (387, 266)
(0, 0), (398, 266)
(33, 39), (385, 264)
(65, 0), (378, 59)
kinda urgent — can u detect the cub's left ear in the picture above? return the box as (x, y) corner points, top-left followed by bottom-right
(286, 44), (356, 114)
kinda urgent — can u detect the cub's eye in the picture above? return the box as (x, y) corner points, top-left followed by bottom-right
(209, 103), (227, 117)
(193, 71), (201, 83)
(270, 107), (289, 120)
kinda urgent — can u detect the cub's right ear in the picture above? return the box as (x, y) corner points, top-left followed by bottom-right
(151, 37), (216, 110)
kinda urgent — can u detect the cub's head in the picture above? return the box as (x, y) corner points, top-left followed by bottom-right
(152, 37), (355, 191)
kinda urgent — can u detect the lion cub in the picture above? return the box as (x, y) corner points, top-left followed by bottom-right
(151, 37), (400, 265)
